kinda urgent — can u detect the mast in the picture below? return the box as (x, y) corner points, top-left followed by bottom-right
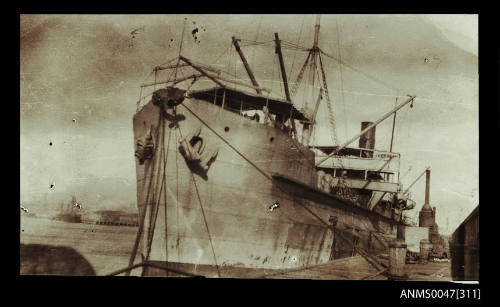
(308, 15), (321, 111)
(302, 15), (322, 144)
(174, 17), (187, 81)
(274, 32), (298, 137)
(313, 15), (321, 49)
(232, 36), (262, 95)
(274, 33), (291, 102)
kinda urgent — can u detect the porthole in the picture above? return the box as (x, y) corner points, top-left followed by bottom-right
(224, 126), (230, 132)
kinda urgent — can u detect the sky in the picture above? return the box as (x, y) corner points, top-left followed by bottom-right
(20, 14), (478, 234)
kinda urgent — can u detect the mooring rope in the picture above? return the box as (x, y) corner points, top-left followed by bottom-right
(175, 128), (181, 262)
(106, 261), (202, 277)
(163, 124), (173, 274)
(126, 114), (163, 275)
(143, 117), (167, 264)
(177, 124), (221, 277)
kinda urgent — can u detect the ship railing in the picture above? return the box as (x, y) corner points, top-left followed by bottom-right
(315, 149), (400, 176)
(315, 147), (401, 193)
(313, 146), (400, 159)
(328, 176), (400, 193)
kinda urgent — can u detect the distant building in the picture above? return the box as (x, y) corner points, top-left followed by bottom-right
(82, 210), (138, 226)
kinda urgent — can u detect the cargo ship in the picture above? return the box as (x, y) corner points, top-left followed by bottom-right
(54, 196), (82, 223)
(126, 16), (418, 277)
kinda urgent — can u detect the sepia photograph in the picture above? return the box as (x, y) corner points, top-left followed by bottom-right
(20, 14), (478, 281)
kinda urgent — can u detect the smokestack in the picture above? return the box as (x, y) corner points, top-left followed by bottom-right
(419, 168), (434, 228)
(425, 168), (430, 205)
(359, 121), (376, 150)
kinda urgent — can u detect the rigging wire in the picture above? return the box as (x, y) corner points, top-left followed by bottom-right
(303, 54), (313, 111)
(270, 51), (276, 94)
(320, 49), (404, 94)
(288, 16), (306, 88)
(404, 105), (412, 158)
(126, 115), (163, 275)
(250, 16), (263, 65)
(238, 38), (310, 52)
(318, 52), (339, 145)
(143, 117), (167, 265)
(335, 18), (348, 141)
(137, 16), (420, 116)
(174, 17), (188, 81)
(394, 101), (411, 152)
(174, 128), (181, 262)
(156, 56), (181, 71)
(176, 124), (221, 277)
(162, 127), (172, 272)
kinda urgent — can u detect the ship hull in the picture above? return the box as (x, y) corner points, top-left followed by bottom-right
(132, 95), (400, 277)
(54, 213), (82, 223)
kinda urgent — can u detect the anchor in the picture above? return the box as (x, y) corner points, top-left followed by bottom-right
(179, 125), (219, 180)
(135, 125), (155, 165)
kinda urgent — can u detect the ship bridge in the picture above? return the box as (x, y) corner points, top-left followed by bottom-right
(314, 146), (401, 194)
(188, 86), (309, 121)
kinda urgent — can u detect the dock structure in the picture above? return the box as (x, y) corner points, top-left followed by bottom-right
(255, 253), (450, 280)
(252, 224), (451, 281)
(450, 205), (479, 281)
(81, 210), (139, 227)
(260, 255), (387, 280)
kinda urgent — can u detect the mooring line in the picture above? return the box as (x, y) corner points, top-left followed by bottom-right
(180, 103), (272, 181)
(175, 127), (181, 262)
(177, 125), (221, 278)
(127, 115), (163, 275)
(163, 124), (173, 272)
(143, 117), (167, 268)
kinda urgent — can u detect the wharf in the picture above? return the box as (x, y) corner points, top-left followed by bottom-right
(259, 254), (451, 281)
(260, 255), (387, 280)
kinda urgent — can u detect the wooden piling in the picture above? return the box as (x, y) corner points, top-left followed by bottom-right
(419, 239), (432, 264)
(388, 240), (407, 279)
